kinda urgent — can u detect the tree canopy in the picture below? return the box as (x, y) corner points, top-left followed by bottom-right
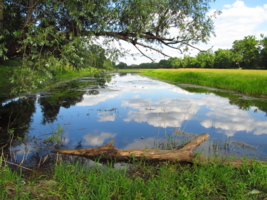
(1, 0), (217, 65)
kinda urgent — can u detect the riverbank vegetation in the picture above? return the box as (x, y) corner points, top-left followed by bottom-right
(1, 156), (267, 199)
(117, 35), (267, 70)
(140, 69), (267, 96)
(0, 60), (106, 94)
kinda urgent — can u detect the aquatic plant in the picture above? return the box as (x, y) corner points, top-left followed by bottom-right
(43, 124), (65, 146)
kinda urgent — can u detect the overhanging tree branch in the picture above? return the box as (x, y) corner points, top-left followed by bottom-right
(3, 0), (217, 64)
(134, 45), (154, 62)
(85, 31), (201, 58)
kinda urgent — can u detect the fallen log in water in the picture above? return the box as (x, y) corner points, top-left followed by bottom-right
(52, 133), (266, 167)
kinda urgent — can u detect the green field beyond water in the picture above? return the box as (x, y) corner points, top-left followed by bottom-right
(141, 69), (267, 96)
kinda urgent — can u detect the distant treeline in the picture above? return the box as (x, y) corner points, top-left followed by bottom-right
(116, 35), (267, 69)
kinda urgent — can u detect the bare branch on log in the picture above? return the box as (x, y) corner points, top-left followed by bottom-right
(52, 133), (204, 163)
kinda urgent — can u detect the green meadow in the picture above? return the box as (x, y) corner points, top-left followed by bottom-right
(140, 69), (267, 96)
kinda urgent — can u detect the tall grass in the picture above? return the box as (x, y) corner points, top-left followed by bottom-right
(141, 69), (267, 96)
(1, 157), (267, 199)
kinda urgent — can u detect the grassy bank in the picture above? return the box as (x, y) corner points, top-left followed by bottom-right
(140, 69), (267, 96)
(0, 61), (101, 94)
(1, 158), (267, 199)
(40, 67), (102, 92)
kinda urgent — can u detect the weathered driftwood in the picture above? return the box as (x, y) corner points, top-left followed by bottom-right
(52, 133), (266, 167)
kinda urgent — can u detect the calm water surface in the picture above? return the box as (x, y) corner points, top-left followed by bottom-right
(1, 72), (267, 162)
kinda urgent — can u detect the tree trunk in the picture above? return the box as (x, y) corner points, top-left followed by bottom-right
(0, 0), (3, 35)
(23, 0), (36, 28)
(52, 133), (266, 167)
(0, 0), (4, 62)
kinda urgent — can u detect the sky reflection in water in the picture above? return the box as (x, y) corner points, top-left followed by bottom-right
(6, 72), (267, 160)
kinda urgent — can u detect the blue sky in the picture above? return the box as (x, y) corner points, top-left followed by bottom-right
(118, 0), (267, 64)
(210, 0), (266, 10)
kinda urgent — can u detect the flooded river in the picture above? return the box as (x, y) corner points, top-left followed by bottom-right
(1, 72), (267, 164)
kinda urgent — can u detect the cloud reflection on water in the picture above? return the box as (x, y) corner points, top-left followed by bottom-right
(76, 74), (192, 106)
(122, 98), (198, 128)
(98, 112), (116, 122)
(199, 95), (267, 136)
(124, 137), (156, 149)
(76, 92), (119, 107)
(83, 131), (116, 146)
(122, 92), (267, 137)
